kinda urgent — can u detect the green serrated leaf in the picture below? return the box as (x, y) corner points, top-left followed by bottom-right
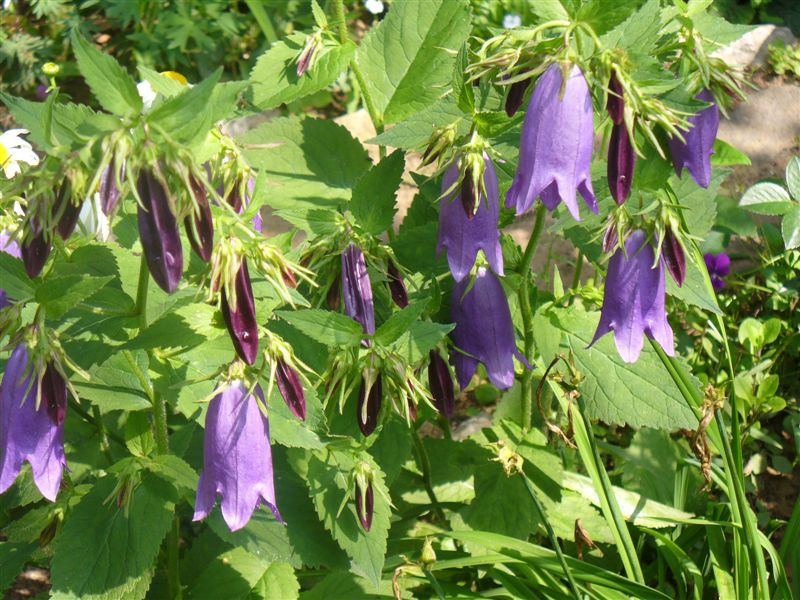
(349, 150), (405, 235)
(124, 303), (220, 351)
(550, 306), (699, 430)
(453, 43), (474, 114)
(70, 32), (142, 118)
(189, 548), (297, 600)
(739, 182), (793, 215)
(374, 301), (429, 347)
(0, 250), (34, 301)
(146, 455), (198, 497)
(73, 350), (152, 413)
(781, 204), (800, 250)
(368, 98), (467, 150)
(295, 447), (390, 589)
(137, 66), (185, 97)
(147, 69), (221, 144)
(276, 309), (363, 347)
(0, 542), (37, 593)
(355, 0), (472, 124)
(712, 139), (751, 167)
(667, 256), (721, 314)
(390, 320), (453, 364)
(124, 411), (156, 458)
(238, 116), (370, 220)
(36, 275), (112, 319)
(601, 0), (662, 52)
(50, 474), (174, 600)
(250, 35), (355, 110)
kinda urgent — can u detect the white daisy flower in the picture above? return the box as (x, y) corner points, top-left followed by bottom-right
(0, 129), (40, 179)
(365, 0), (384, 15)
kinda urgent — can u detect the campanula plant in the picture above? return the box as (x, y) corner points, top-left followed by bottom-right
(0, 2), (788, 599)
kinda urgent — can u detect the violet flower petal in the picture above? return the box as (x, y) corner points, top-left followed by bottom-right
(451, 267), (528, 390)
(0, 345), (67, 501)
(590, 231), (674, 362)
(438, 156), (504, 282)
(506, 63), (597, 220)
(668, 90), (719, 189)
(341, 244), (375, 336)
(193, 381), (281, 531)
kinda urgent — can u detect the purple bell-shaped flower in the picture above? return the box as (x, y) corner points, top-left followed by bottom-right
(438, 157), (504, 282)
(667, 90), (719, 189)
(506, 63), (597, 220)
(451, 267), (529, 390)
(0, 345), (67, 501)
(193, 381), (281, 531)
(590, 231), (674, 363)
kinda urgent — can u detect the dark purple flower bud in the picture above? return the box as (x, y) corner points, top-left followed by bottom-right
(506, 64), (597, 221)
(54, 183), (82, 241)
(282, 268), (297, 289)
(227, 184), (243, 213)
(326, 275), (341, 311)
(505, 78), (531, 117)
(355, 480), (374, 532)
(0, 345), (67, 501)
(276, 359), (306, 421)
(184, 175), (214, 262)
(451, 267), (529, 390)
(21, 209), (51, 279)
(220, 258), (259, 365)
(41, 362), (67, 426)
(0, 231), (22, 309)
(602, 223), (618, 255)
(590, 230), (674, 363)
(428, 350), (455, 419)
(341, 244), (375, 338)
(296, 35), (320, 78)
(460, 166), (476, 218)
(663, 228), (686, 287)
(407, 395), (418, 422)
(704, 252), (730, 291)
(99, 158), (125, 216)
(137, 168), (183, 293)
(667, 90), (719, 189)
(193, 381), (281, 531)
(607, 123), (635, 205)
(438, 156), (504, 282)
(357, 374), (382, 437)
(387, 260), (408, 308)
(607, 73), (625, 125)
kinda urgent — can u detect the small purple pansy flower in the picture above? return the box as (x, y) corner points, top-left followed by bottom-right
(704, 252), (730, 291)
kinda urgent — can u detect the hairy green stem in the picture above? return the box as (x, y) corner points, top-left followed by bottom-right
(519, 204), (547, 430)
(570, 251), (583, 290)
(520, 473), (581, 599)
(92, 405), (113, 462)
(411, 428), (445, 521)
(332, 0), (384, 143)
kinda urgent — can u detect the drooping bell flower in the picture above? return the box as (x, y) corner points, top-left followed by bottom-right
(0, 231), (22, 309)
(428, 349), (455, 419)
(662, 228), (686, 287)
(667, 90), (719, 189)
(704, 252), (730, 291)
(275, 359), (306, 420)
(0, 345), (67, 501)
(53, 182), (82, 241)
(193, 381), (281, 532)
(590, 230), (674, 363)
(357, 374), (382, 437)
(506, 63), (597, 220)
(220, 258), (259, 365)
(341, 244), (375, 338)
(137, 168), (184, 293)
(387, 260), (408, 308)
(451, 267), (529, 390)
(20, 204), (51, 279)
(438, 157), (503, 282)
(608, 124), (635, 204)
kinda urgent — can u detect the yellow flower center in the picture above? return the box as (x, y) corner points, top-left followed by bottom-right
(0, 142), (9, 169)
(161, 71), (188, 86)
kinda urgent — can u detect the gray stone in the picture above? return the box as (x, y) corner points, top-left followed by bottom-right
(712, 24), (797, 69)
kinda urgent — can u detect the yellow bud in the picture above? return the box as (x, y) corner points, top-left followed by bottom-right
(43, 62), (60, 76)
